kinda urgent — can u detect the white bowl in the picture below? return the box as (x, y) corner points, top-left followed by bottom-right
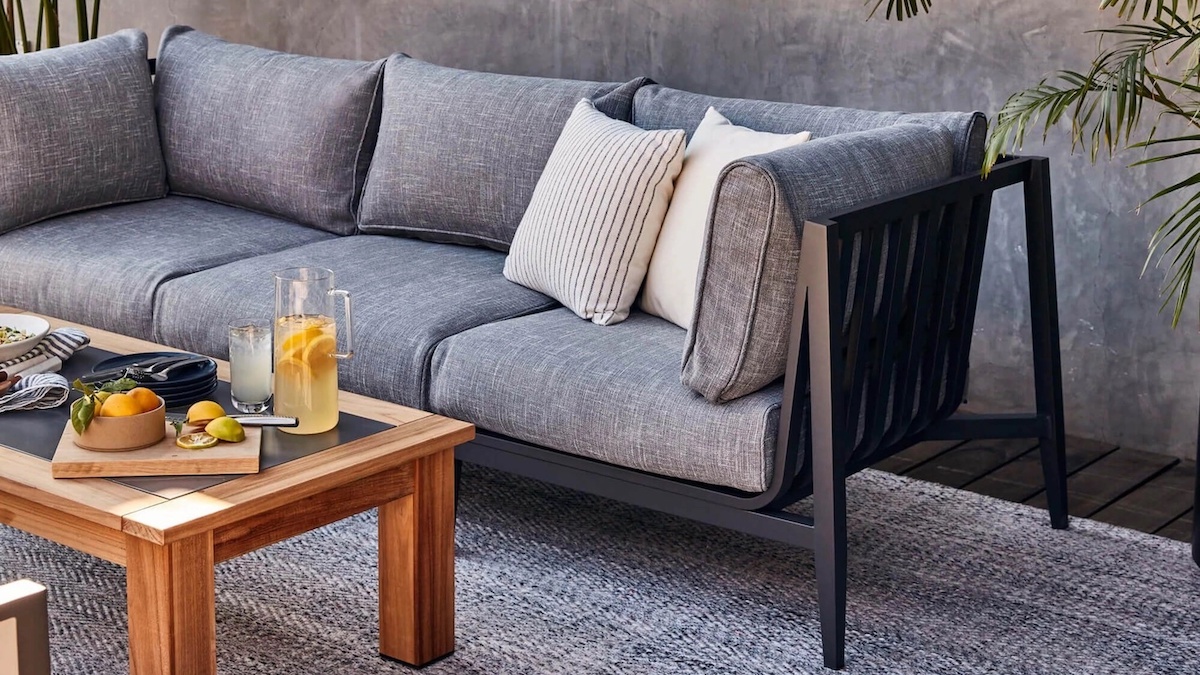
(0, 314), (51, 363)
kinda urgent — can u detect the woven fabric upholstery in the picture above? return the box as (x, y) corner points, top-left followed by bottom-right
(632, 84), (985, 174)
(0, 197), (332, 339)
(0, 30), (165, 234)
(358, 56), (649, 250)
(154, 26), (384, 235)
(153, 236), (557, 409)
(683, 124), (957, 403)
(430, 308), (785, 493)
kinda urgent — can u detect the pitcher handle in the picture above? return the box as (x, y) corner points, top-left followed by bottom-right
(329, 288), (354, 360)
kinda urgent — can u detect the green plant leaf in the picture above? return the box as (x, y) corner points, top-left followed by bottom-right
(70, 395), (95, 435)
(98, 377), (138, 393)
(71, 377), (95, 395)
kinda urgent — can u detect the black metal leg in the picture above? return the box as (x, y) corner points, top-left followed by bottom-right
(1024, 158), (1069, 530)
(814, 461), (847, 670)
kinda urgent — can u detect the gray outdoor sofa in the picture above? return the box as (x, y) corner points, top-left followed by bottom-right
(0, 27), (1068, 669)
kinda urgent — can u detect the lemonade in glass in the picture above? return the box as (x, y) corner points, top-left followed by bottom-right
(274, 315), (338, 434)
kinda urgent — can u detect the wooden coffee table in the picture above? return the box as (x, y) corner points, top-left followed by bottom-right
(0, 309), (474, 673)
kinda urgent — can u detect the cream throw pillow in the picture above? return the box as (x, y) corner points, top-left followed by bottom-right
(505, 99), (686, 326)
(641, 107), (811, 329)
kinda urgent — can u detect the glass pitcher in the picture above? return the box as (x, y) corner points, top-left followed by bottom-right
(273, 268), (353, 434)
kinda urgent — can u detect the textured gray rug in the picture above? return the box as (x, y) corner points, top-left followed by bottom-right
(3, 465), (1200, 674)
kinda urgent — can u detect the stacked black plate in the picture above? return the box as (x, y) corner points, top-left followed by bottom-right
(88, 352), (219, 408)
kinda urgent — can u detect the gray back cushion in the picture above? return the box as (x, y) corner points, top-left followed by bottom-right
(154, 26), (384, 235)
(632, 84), (985, 174)
(357, 56), (649, 250)
(0, 30), (165, 235)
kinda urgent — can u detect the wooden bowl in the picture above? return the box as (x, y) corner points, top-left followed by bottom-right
(73, 397), (166, 452)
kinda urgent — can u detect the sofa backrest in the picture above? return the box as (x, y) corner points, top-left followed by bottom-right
(356, 56), (648, 251)
(154, 26), (384, 235)
(632, 84), (985, 174)
(0, 30), (165, 235)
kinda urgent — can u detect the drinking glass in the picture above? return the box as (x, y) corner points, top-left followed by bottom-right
(228, 318), (273, 413)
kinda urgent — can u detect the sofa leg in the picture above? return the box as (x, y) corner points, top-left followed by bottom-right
(814, 464), (847, 670)
(1024, 158), (1069, 530)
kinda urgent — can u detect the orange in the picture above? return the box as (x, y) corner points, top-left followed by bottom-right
(98, 393), (142, 417)
(128, 387), (161, 414)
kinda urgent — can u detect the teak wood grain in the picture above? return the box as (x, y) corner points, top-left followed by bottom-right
(126, 532), (217, 674)
(380, 447), (456, 666)
(0, 489), (128, 565)
(122, 416), (473, 545)
(211, 465), (415, 563)
(52, 422), (262, 478)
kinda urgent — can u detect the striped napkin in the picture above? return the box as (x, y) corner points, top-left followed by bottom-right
(0, 373), (70, 413)
(0, 328), (89, 413)
(0, 328), (90, 375)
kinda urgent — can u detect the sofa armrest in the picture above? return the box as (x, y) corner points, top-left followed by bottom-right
(0, 580), (51, 675)
(682, 122), (957, 404)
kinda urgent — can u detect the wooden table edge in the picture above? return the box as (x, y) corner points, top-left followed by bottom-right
(121, 417), (474, 545)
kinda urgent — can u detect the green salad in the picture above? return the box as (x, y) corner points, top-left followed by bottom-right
(1, 326), (32, 344)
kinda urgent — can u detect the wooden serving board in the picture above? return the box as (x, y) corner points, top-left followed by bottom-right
(51, 421), (261, 478)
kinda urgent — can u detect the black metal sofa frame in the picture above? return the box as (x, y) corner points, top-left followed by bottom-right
(456, 156), (1067, 670)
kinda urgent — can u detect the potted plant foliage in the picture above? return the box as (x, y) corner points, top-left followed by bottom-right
(873, 0), (1200, 324)
(0, 0), (100, 55)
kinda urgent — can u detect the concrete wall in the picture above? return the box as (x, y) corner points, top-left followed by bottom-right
(96, 0), (1200, 457)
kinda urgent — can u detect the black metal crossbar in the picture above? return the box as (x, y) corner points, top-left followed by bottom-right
(456, 156), (1067, 670)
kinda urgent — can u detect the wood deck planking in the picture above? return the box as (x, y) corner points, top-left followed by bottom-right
(1024, 448), (1178, 517)
(903, 438), (1039, 488)
(961, 437), (1117, 503)
(878, 436), (1194, 543)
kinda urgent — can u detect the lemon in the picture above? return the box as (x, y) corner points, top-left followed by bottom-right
(302, 334), (336, 372)
(128, 387), (161, 414)
(176, 432), (218, 450)
(279, 325), (326, 359)
(98, 393), (141, 417)
(205, 416), (245, 443)
(93, 391), (113, 405)
(186, 400), (225, 425)
(276, 356), (313, 383)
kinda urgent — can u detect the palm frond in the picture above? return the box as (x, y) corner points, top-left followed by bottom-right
(865, 0), (932, 21)
(1099, 0), (1199, 20)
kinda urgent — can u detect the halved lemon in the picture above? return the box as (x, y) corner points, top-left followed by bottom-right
(176, 432), (219, 450)
(302, 334), (336, 371)
(275, 356), (313, 383)
(278, 325), (326, 358)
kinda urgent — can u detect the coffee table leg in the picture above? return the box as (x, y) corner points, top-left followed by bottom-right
(379, 447), (456, 666)
(125, 532), (217, 674)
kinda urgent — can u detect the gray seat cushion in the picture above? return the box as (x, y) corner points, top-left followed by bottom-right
(154, 26), (384, 235)
(153, 236), (557, 409)
(0, 197), (333, 339)
(357, 56), (647, 250)
(430, 309), (784, 493)
(0, 29), (165, 235)
(632, 84), (986, 174)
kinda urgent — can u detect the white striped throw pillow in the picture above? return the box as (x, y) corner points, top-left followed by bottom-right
(504, 99), (686, 326)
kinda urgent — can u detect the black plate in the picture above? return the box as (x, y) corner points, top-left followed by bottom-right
(141, 374), (219, 395)
(91, 351), (217, 388)
(161, 380), (219, 409)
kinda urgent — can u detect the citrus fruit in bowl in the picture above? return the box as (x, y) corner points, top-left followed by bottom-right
(0, 314), (50, 362)
(72, 389), (166, 452)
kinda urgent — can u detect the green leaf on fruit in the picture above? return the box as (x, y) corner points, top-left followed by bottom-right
(70, 395), (95, 435)
(99, 377), (138, 393)
(171, 420), (184, 438)
(71, 378), (95, 396)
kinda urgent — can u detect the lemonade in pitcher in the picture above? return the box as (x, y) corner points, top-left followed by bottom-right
(274, 315), (339, 434)
(273, 267), (354, 435)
